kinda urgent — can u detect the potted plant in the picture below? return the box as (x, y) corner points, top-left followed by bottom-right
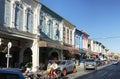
(25, 62), (32, 68)
(25, 62), (32, 72)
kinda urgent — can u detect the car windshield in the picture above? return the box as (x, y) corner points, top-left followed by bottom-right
(85, 59), (95, 62)
(56, 61), (66, 65)
(112, 60), (118, 62)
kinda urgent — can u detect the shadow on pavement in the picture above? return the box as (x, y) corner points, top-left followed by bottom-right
(61, 76), (69, 79)
(74, 64), (112, 79)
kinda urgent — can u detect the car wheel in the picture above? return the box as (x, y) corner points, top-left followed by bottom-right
(73, 67), (77, 73)
(57, 70), (62, 78)
(63, 69), (67, 76)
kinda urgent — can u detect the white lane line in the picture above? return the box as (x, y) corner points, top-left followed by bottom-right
(100, 71), (108, 77)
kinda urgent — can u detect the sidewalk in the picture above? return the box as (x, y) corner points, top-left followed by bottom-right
(76, 63), (85, 71)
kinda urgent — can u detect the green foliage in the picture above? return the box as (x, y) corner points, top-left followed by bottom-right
(113, 55), (119, 59)
(25, 62), (32, 68)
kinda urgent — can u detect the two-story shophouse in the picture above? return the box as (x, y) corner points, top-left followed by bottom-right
(88, 39), (101, 58)
(0, 0), (41, 71)
(39, 4), (83, 66)
(0, 0), (91, 71)
(74, 29), (89, 64)
(62, 20), (80, 60)
(88, 39), (109, 60)
(38, 4), (64, 66)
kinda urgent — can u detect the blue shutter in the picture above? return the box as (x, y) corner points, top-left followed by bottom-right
(4, 0), (11, 26)
(19, 7), (23, 31)
(40, 12), (44, 32)
(50, 21), (53, 39)
(15, 3), (19, 29)
(30, 13), (33, 33)
(0, 0), (5, 25)
(46, 20), (49, 36)
(74, 34), (76, 46)
(42, 17), (46, 33)
(26, 9), (33, 33)
(26, 11), (29, 31)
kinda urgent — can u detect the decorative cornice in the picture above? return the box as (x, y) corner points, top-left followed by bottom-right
(0, 25), (36, 39)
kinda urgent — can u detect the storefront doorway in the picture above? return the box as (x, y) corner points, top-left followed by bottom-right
(23, 48), (32, 65)
(49, 52), (59, 60)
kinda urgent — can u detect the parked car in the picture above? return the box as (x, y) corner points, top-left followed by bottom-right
(96, 60), (101, 66)
(111, 59), (119, 65)
(0, 68), (25, 79)
(57, 60), (77, 76)
(84, 59), (97, 70)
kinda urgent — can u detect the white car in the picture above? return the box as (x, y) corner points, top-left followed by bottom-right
(84, 59), (97, 70)
(111, 59), (118, 65)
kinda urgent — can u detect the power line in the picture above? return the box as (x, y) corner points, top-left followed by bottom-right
(92, 36), (120, 40)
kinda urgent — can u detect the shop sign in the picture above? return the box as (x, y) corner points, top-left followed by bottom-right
(5, 54), (12, 58)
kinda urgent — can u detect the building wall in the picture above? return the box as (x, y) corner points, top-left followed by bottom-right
(74, 29), (83, 49)
(0, 0), (11, 27)
(0, 0), (40, 71)
(89, 39), (108, 55)
(82, 34), (89, 50)
(0, 0), (39, 34)
(63, 20), (75, 46)
(39, 5), (63, 42)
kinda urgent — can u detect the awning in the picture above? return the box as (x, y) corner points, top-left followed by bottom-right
(93, 52), (99, 56)
(39, 41), (62, 49)
(72, 49), (80, 55)
(63, 46), (74, 55)
(63, 46), (80, 55)
(107, 53), (113, 57)
(80, 48), (87, 54)
(0, 25), (36, 40)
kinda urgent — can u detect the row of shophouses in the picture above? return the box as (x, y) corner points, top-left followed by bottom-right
(0, 0), (110, 71)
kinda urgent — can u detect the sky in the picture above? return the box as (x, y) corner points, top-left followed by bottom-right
(39, 0), (120, 53)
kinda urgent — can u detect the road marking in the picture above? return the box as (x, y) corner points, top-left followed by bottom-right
(100, 71), (108, 77)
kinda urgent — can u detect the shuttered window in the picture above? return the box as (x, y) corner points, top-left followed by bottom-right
(4, 0), (11, 27)
(26, 9), (33, 33)
(14, 2), (23, 31)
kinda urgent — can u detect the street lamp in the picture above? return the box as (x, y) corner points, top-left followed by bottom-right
(6, 42), (12, 68)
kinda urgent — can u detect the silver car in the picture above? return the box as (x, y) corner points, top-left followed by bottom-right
(84, 59), (97, 70)
(57, 60), (77, 76)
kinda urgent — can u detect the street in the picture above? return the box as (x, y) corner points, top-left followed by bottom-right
(61, 63), (120, 79)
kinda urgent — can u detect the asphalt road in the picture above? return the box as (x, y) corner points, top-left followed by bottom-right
(60, 63), (120, 79)
(75, 63), (120, 79)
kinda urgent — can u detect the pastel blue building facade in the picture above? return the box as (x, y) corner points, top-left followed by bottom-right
(0, 0), (11, 27)
(74, 29), (83, 50)
(39, 5), (64, 64)
(74, 29), (83, 64)
(0, 0), (40, 71)
(39, 5), (63, 41)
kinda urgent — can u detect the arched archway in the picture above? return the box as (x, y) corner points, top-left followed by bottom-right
(23, 48), (32, 64)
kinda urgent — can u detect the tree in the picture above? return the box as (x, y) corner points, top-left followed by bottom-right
(113, 55), (119, 59)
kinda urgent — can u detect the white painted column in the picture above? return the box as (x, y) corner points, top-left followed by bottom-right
(31, 37), (39, 72)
